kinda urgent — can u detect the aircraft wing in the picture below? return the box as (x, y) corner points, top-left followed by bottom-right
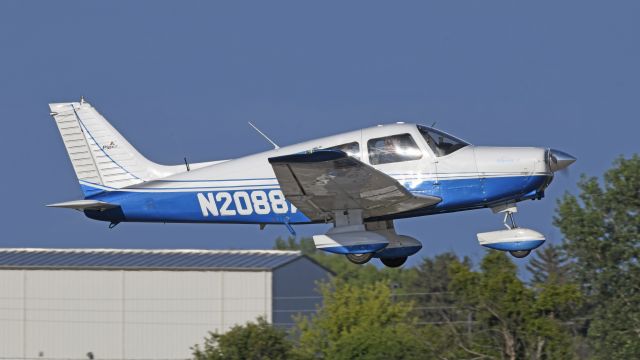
(268, 150), (441, 221)
(46, 200), (119, 211)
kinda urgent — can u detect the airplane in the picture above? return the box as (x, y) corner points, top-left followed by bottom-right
(47, 99), (576, 267)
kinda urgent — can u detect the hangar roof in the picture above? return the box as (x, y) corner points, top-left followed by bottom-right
(0, 248), (318, 271)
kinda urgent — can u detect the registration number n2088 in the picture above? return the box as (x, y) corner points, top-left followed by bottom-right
(196, 190), (297, 217)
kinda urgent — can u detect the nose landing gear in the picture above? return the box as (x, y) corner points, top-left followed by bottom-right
(477, 204), (546, 258)
(509, 250), (531, 258)
(502, 211), (532, 258)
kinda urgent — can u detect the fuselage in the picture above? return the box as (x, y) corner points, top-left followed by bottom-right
(83, 123), (553, 225)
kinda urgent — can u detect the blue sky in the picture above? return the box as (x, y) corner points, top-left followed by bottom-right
(0, 1), (637, 271)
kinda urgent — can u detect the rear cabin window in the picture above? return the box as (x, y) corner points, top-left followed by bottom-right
(326, 142), (361, 160)
(367, 134), (423, 165)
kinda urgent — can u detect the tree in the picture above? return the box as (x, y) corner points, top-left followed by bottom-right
(526, 244), (570, 285)
(293, 280), (428, 360)
(449, 251), (581, 360)
(555, 155), (640, 359)
(192, 317), (293, 360)
(274, 236), (316, 255)
(407, 252), (472, 323)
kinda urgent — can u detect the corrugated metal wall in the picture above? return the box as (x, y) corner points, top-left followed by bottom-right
(0, 269), (272, 360)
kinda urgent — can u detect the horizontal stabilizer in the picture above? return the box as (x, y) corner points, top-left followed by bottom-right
(46, 200), (119, 211)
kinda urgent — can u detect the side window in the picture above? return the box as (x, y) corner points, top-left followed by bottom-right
(327, 142), (360, 160)
(367, 134), (423, 165)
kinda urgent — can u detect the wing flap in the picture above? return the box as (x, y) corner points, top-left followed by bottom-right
(269, 150), (440, 221)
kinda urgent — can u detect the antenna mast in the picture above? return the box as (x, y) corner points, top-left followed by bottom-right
(248, 122), (280, 149)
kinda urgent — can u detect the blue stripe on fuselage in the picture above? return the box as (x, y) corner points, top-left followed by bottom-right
(84, 174), (552, 224)
(413, 174), (549, 210)
(85, 188), (311, 224)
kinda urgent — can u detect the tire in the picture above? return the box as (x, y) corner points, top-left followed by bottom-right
(380, 257), (408, 268)
(509, 250), (531, 258)
(346, 253), (374, 265)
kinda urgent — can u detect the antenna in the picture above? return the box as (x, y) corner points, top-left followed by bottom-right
(184, 157), (191, 171)
(430, 121), (437, 128)
(248, 122), (280, 149)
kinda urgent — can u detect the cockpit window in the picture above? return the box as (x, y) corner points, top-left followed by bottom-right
(367, 134), (423, 165)
(327, 142), (360, 160)
(418, 125), (469, 157)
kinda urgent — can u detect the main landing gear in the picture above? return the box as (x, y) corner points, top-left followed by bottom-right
(380, 257), (408, 268)
(345, 254), (408, 268)
(313, 213), (422, 268)
(346, 253), (374, 264)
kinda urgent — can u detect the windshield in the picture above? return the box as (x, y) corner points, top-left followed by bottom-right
(417, 125), (469, 157)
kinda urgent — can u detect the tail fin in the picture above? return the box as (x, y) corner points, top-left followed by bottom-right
(49, 100), (179, 196)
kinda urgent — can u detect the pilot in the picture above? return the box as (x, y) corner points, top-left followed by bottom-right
(380, 137), (398, 163)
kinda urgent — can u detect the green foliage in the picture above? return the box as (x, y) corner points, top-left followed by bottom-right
(293, 280), (429, 360)
(192, 317), (293, 360)
(406, 252), (471, 323)
(449, 251), (581, 360)
(555, 155), (640, 359)
(526, 244), (571, 285)
(274, 236), (316, 255)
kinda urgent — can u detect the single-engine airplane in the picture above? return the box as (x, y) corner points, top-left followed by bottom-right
(48, 100), (575, 267)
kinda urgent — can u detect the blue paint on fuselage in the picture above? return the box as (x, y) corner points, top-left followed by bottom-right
(85, 188), (310, 224)
(373, 174), (550, 220)
(84, 174), (552, 225)
(80, 183), (105, 197)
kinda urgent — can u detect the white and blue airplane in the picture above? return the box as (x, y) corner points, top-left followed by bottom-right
(48, 100), (575, 267)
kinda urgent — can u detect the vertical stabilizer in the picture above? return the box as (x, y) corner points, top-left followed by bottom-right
(49, 100), (179, 196)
